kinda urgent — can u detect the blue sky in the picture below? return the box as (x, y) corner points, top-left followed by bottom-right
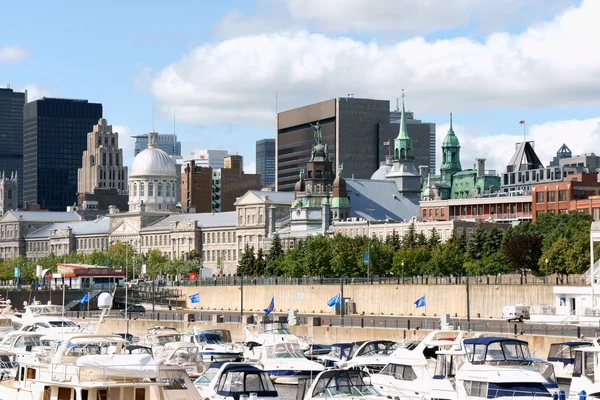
(1, 0), (599, 174)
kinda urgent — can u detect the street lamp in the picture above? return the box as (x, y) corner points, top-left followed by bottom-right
(401, 260), (405, 285)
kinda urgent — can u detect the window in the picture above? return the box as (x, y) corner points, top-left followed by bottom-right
(149, 183), (154, 197)
(172, 184), (176, 198)
(133, 183), (137, 196)
(536, 192), (545, 203)
(548, 191), (556, 202)
(435, 209), (438, 217)
(428, 209), (432, 217)
(165, 183), (170, 198)
(464, 381), (488, 397)
(140, 183), (145, 196)
(422, 209), (426, 218)
(559, 190), (568, 202)
(381, 364), (417, 381)
(157, 183), (162, 197)
(441, 208), (445, 217)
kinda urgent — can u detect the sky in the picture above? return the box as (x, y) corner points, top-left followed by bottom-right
(1, 0), (599, 176)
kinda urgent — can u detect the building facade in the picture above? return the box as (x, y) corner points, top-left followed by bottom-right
(532, 173), (600, 221)
(77, 118), (128, 194)
(133, 133), (181, 157)
(182, 150), (230, 169)
(181, 156), (261, 213)
(23, 98), (103, 211)
(0, 88), (26, 207)
(276, 97), (435, 191)
(256, 139), (275, 188)
(0, 172), (18, 215)
(419, 194), (532, 223)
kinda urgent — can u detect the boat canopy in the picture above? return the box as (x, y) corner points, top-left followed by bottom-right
(464, 337), (532, 364)
(547, 342), (592, 364)
(309, 370), (380, 398)
(259, 321), (292, 334)
(214, 364), (277, 400)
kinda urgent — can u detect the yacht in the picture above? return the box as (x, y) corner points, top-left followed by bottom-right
(193, 362), (224, 393)
(190, 332), (243, 362)
(296, 369), (387, 400)
(430, 337), (553, 400)
(143, 326), (184, 356)
(0, 333), (203, 400)
(256, 342), (325, 385)
(156, 341), (203, 378)
(10, 301), (79, 335)
(547, 341), (592, 390)
(0, 332), (44, 363)
(316, 342), (352, 367)
(245, 321), (309, 350)
(335, 340), (400, 372)
(195, 362), (279, 400)
(568, 341), (600, 398)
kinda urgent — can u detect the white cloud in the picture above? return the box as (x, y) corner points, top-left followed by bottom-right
(246, 161), (257, 174)
(436, 118), (600, 175)
(113, 125), (136, 168)
(18, 84), (52, 102)
(150, 0), (600, 126)
(0, 45), (27, 63)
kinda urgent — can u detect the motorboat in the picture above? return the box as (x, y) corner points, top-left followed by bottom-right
(547, 341), (592, 390)
(0, 331), (44, 362)
(193, 362), (225, 393)
(296, 369), (386, 400)
(429, 337), (553, 400)
(532, 358), (561, 395)
(316, 342), (352, 367)
(304, 344), (332, 360)
(186, 326), (235, 343)
(196, 362), (279, 400)
(157, 341), (203, 378)
(10, 301), (80, 335)
(245, 321), (309, 350)
(256, 342), (325, 385)
(568, 341), (600, 398)
(335, 340), (400, 372)
(190, 332), (243, 362)
(0, 298), (14, 337)
(0, 351), (18, 379)
(143, 326), (184, 356)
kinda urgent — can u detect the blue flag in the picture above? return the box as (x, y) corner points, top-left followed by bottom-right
(414, 295), (426, 308)
(189, 293), (200, 304)
(327, 293), (341, 307)
(264, 297), (274, 316)
(79, 293), (89, 304)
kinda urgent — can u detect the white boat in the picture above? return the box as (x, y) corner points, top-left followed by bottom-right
(429, 336), (553, 400)
(256, 342), (324, 385)
(0, 333), (203, 400)
(195, 362), (279, 400)
(296, 369), (387, 400)
(335, 339), (400, 371)
(316, 342), (352, 367)
(547, 340), (592, 391)
(567, 341), (600, 399)
(157, 341), (204, 377)
(0, 331), (45, 363)
(143, 325), (184, 356)
(245, 321), (309, 350)
(10, 301), (80, 335)
(189, 332), (243, 362)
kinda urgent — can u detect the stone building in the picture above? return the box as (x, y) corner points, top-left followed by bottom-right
(0, 172), (18, 215)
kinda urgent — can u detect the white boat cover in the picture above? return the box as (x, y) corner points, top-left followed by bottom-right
(76, 354), (158, 378)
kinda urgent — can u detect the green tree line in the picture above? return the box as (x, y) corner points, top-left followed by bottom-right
(238, 213), (594, 279)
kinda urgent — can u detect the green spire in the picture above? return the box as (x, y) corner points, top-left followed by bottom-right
(394, 90), (412, 159)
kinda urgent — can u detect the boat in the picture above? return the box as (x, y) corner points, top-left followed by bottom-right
(245, 321), (309, 350)
(296, 369), (387, 400)
(316, 342), (352, 367)
(190, 332), (243, 362)
(195, 362), (279, 400)
(157, 341), (204, 378)
(547, 341), (592, 390)
(567, 341), (600, 399)
(256, 342), (325, 385)
(10, 300), (80, 335)
(429, 336), (553, 400)
(335, 340), (400, 372)
(193, 362), (224, 393)
(0, 331), (45, 363)
(143, 326), (184, 356)
(0, 298), (15, 337)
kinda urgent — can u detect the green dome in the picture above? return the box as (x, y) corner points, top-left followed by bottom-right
(442, 132), (460, 148)
(331, 196), (350, 208)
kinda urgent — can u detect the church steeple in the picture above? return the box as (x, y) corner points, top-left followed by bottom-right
(394, 90), (412, 160)
(440, 112), (461, 178)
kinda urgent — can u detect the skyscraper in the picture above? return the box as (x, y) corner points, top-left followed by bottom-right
(256, 139), (275, 187)
(23, 98), (102, 211)
(132, 133), (181, 156)
(0, 87), (26, 207)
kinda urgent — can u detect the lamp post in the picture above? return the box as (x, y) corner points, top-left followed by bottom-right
(401, 260), (405, 285)
(240, 274), (244, 323)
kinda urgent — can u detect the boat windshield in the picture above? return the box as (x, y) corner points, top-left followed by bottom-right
(29, 305), (64, 317)
(13, 335), (42, 349)
(357, 341), (399, 357)
(465, 340), (532, 364)
(194, 365), (221, 386)
(548, 343), (590, 363)
(64, 340), (118, 356)
(266, 343), (305, 359)
(260, 322), (292, 335)
(312, 370), (380, 398)
(195, 334), (224, 345)
(167, 346), (200, 363)
(329, 345), (350, 360)
(216, 369), (277, 396)
(434, 354), (464, 378)
(150, 334), (183, 345)
(48, 320), (78, 327)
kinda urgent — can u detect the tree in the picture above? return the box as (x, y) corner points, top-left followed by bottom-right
(303, 235), (332, 276)
(237, 244), (256, 276)
(254, 248), (267, 276)
(282, 240), (306, 277)
(482, 225), (504, 258)
(428, 228), (441, 249)
(467, 223), (486, 260)
(392, 246), (431, 277)
(331, 236), (362, 277)
(385, 230), (401, 251)
(145, 249), (169, 277)
(402, 222), (416, 249)
(265, 234), (284, 276)
(416, 232), (428, 248)
(427, 241), (466, 276)
(370, 239), (395, 276)
(501, 228), (543, 275)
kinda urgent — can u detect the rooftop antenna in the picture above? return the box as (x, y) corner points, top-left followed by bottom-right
(152, 100), (155, 132)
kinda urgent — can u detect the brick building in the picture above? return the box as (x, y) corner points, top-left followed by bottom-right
(420, 194), (532, 223)
(532, 173), (600, 221)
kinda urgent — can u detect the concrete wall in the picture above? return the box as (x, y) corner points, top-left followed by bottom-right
(82, 318), (567, 358)
(177, 283), (555, 318)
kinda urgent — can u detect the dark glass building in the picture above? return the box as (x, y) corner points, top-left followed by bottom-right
(0, 88), (26, 207)
(23, 98), (102, 211)
(256, 138), (275, 187)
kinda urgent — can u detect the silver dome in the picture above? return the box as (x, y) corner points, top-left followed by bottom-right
(130, 147), (176, 178)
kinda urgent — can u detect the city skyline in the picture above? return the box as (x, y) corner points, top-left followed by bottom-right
(1, 1), (599, 176)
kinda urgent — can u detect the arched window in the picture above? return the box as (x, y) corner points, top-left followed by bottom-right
(133, 183), (138, 196)
(451, 151), (456, 163)
(157, 183), (163, 197)
(7, 189), (12, 200)
(400, 148), (406, 158)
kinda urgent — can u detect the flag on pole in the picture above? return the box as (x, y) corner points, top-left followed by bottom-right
(383, 140), (390, 146)
(414, 295), (426, 308)
(264, 297), (275, 316)
(79, 293), (89, 304)
(189, 293), (200, 304)
(519, 120), (525, 124)
(327, 293), (341, 307)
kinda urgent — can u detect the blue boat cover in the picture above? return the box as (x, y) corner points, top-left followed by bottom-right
(464, 337), (528, 346)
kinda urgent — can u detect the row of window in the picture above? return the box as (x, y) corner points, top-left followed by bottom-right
(203, 248), (237, 263)
(204, 231), (235, 244)
(423, 207), (446, 219)
(536, 190), (569, 203)
(131, 181), (176, 198)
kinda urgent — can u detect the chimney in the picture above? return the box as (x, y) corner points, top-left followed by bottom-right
(108, 205), (118, 214)
(268, 205), (276, 237)
(322, 200), (330, 232)
(476, 158), (486, 177)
